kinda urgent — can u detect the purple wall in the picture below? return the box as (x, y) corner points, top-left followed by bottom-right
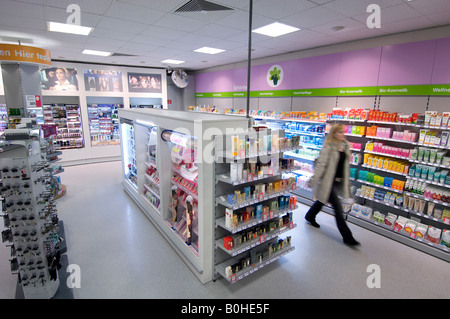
(378, 39), (436, 86)
(196, 37), (450, 92)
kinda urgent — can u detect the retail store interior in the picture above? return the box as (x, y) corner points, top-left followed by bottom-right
(1, 0), (450, 300)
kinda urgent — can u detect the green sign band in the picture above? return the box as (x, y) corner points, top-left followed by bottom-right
(196, 84), (450, 98)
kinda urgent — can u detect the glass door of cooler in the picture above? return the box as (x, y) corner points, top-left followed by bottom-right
(141, 126), (161, 213)
(120, 120), (137, 189)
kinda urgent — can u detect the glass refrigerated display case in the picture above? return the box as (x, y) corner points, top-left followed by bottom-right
(142, 125), (160, 213)
(120, 120), (137, 188)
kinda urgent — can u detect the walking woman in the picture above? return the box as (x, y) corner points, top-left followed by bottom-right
(305, 123), (360, 246)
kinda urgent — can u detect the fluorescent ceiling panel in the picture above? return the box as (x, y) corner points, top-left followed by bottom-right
(82, 49), (112, 56)
(252, 22), (300, 37)
(194, 47), (226, 54)
(161, 59), (185, 64)
(47, 21), (92, 35)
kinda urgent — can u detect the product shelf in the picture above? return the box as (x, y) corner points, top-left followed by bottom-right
(367, 135), (450, 150)
(216, 190), (291, 211)
(404, 191), (450, 208)
(356, 193), (449, 226)
(326, 118), (367, 123)
(406, 176), (450, 189)
(216, 223), (296, 257)
(367, 120), (421, 127)
(361, 164), (408, 177)
(215, 245), (295, 284)
(347, 213), (450, 261)
(216, 146), (302, 161)
(357, 179), (404, 194)
(215, 206), (296, 234)
(285, 130), (325, 137)
(215, 167), (299, 186)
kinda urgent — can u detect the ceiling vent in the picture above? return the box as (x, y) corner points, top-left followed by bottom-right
(175, 0), (234, 13)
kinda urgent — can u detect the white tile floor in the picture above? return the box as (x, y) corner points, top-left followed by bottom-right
(1, 161), (449, 299)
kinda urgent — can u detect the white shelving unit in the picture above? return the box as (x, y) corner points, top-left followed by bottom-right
(118, 109), (249, 284)
(212, 129), (299, 283)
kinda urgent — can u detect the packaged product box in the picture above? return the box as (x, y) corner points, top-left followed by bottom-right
(411, 113), (420, 124)
(355, 109), (362, 120)
(443, 112), (450, 127)
(361, 109), (369, 120)
(425, 111), (436, 126)
(435, 113), (443, 127)
(348, 108), (356, 119)
(424, 131), (432, 145)
(359, 126), (366, 136)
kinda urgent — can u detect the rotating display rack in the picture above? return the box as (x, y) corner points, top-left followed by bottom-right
(0, 128), (66, 298)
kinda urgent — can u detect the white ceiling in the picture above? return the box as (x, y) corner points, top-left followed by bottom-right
(0, 0), (449, 71)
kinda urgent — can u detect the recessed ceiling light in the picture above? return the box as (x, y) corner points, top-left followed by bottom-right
(82, 49), (112, 57)
(194, 47), (225, 54)
(47, 21), (92, 36)
(252, 22), (300, 37)
(161, 59), (186, 64)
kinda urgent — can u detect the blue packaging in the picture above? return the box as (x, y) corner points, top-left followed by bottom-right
(255, 204), (263, 219)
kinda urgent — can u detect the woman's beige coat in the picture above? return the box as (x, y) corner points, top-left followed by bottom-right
(309, 141), (352, 204)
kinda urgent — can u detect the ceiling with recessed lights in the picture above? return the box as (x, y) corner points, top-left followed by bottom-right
(0, 0), (449, 71)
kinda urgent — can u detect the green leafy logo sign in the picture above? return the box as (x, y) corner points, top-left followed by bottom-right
(267, 65), (283, 88)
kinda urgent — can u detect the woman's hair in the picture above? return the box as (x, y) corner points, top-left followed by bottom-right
(325, 123), (349, 145)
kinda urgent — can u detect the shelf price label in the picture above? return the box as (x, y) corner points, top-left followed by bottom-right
(247, 173), (253, 182)
(262, 212), (269, 222)
(230, 274), (237, 284)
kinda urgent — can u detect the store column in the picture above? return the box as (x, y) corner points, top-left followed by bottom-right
(0, 44), (52, 121)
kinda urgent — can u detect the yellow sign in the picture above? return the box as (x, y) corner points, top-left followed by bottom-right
(0, 44), (51, 65)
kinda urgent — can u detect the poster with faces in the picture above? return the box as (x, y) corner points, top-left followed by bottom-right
(127, 72), (162, 93)
(40, 67), (79, 91)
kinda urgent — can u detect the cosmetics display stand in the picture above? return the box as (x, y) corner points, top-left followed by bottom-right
(213, 130), (299, 283)
(191, 108), (450, 261)
(0, 126), (66, 298)
(118, 108), (249, 284)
